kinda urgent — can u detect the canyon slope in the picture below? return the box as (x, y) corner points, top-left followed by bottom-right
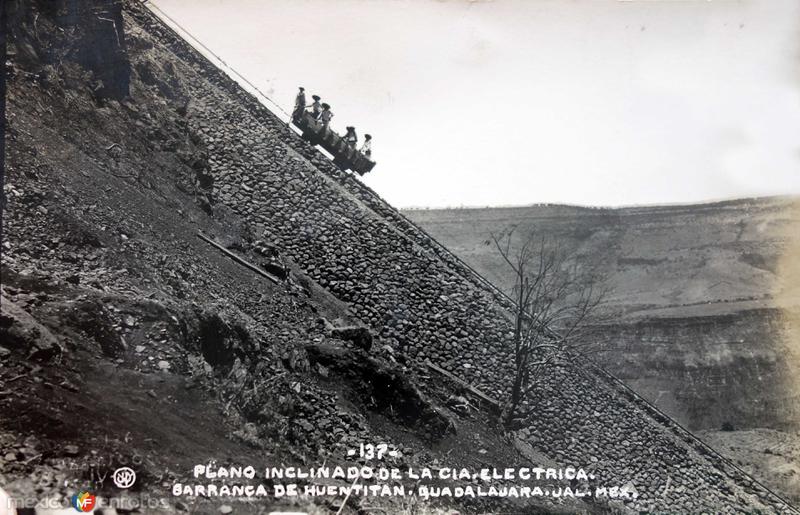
(2, 0), (798, 512)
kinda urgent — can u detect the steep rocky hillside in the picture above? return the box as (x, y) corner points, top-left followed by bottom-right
(3, 3), (575, 514)
(2, 0), (798, 512)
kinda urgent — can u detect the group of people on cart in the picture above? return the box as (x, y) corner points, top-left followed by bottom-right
(292, 87), (372, 158)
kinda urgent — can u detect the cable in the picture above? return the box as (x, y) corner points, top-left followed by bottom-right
(141, 0), (292, 120)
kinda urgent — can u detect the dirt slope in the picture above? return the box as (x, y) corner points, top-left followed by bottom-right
(2, 2), (584, 514)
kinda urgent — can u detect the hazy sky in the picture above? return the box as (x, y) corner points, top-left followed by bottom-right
(151, 0), (800, 208)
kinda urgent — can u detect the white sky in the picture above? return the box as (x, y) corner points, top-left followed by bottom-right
(151, 0), (800, 209)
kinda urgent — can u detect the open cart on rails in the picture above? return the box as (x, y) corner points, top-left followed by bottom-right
(292, 112), (376, 176)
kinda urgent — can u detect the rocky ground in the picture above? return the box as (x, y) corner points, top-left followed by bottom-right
(1, 0), (798, 513)
(700, 429), (800, 506)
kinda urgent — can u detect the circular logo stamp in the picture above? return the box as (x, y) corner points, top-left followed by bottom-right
(113, 467), (137, 489)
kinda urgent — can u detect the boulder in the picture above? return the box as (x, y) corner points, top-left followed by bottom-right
(0, 295), (62, 361)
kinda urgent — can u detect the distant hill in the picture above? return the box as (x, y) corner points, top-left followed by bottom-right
(404, 197), (800, 315)
(405, 197), (800, 432)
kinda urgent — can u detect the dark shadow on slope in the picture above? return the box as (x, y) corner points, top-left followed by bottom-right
(306, 343), (455, 442)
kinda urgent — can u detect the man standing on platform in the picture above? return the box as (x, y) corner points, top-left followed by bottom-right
(292, 86), (306, 122)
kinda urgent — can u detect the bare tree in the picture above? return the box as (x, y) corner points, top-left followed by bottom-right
(489, 227), (607, 428)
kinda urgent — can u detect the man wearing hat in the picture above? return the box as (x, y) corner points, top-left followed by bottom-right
(292, 86), (306, 122)
(319, 103), (333, 128)
(308, 95), (322, 120)
(360, 134), (372, 158)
